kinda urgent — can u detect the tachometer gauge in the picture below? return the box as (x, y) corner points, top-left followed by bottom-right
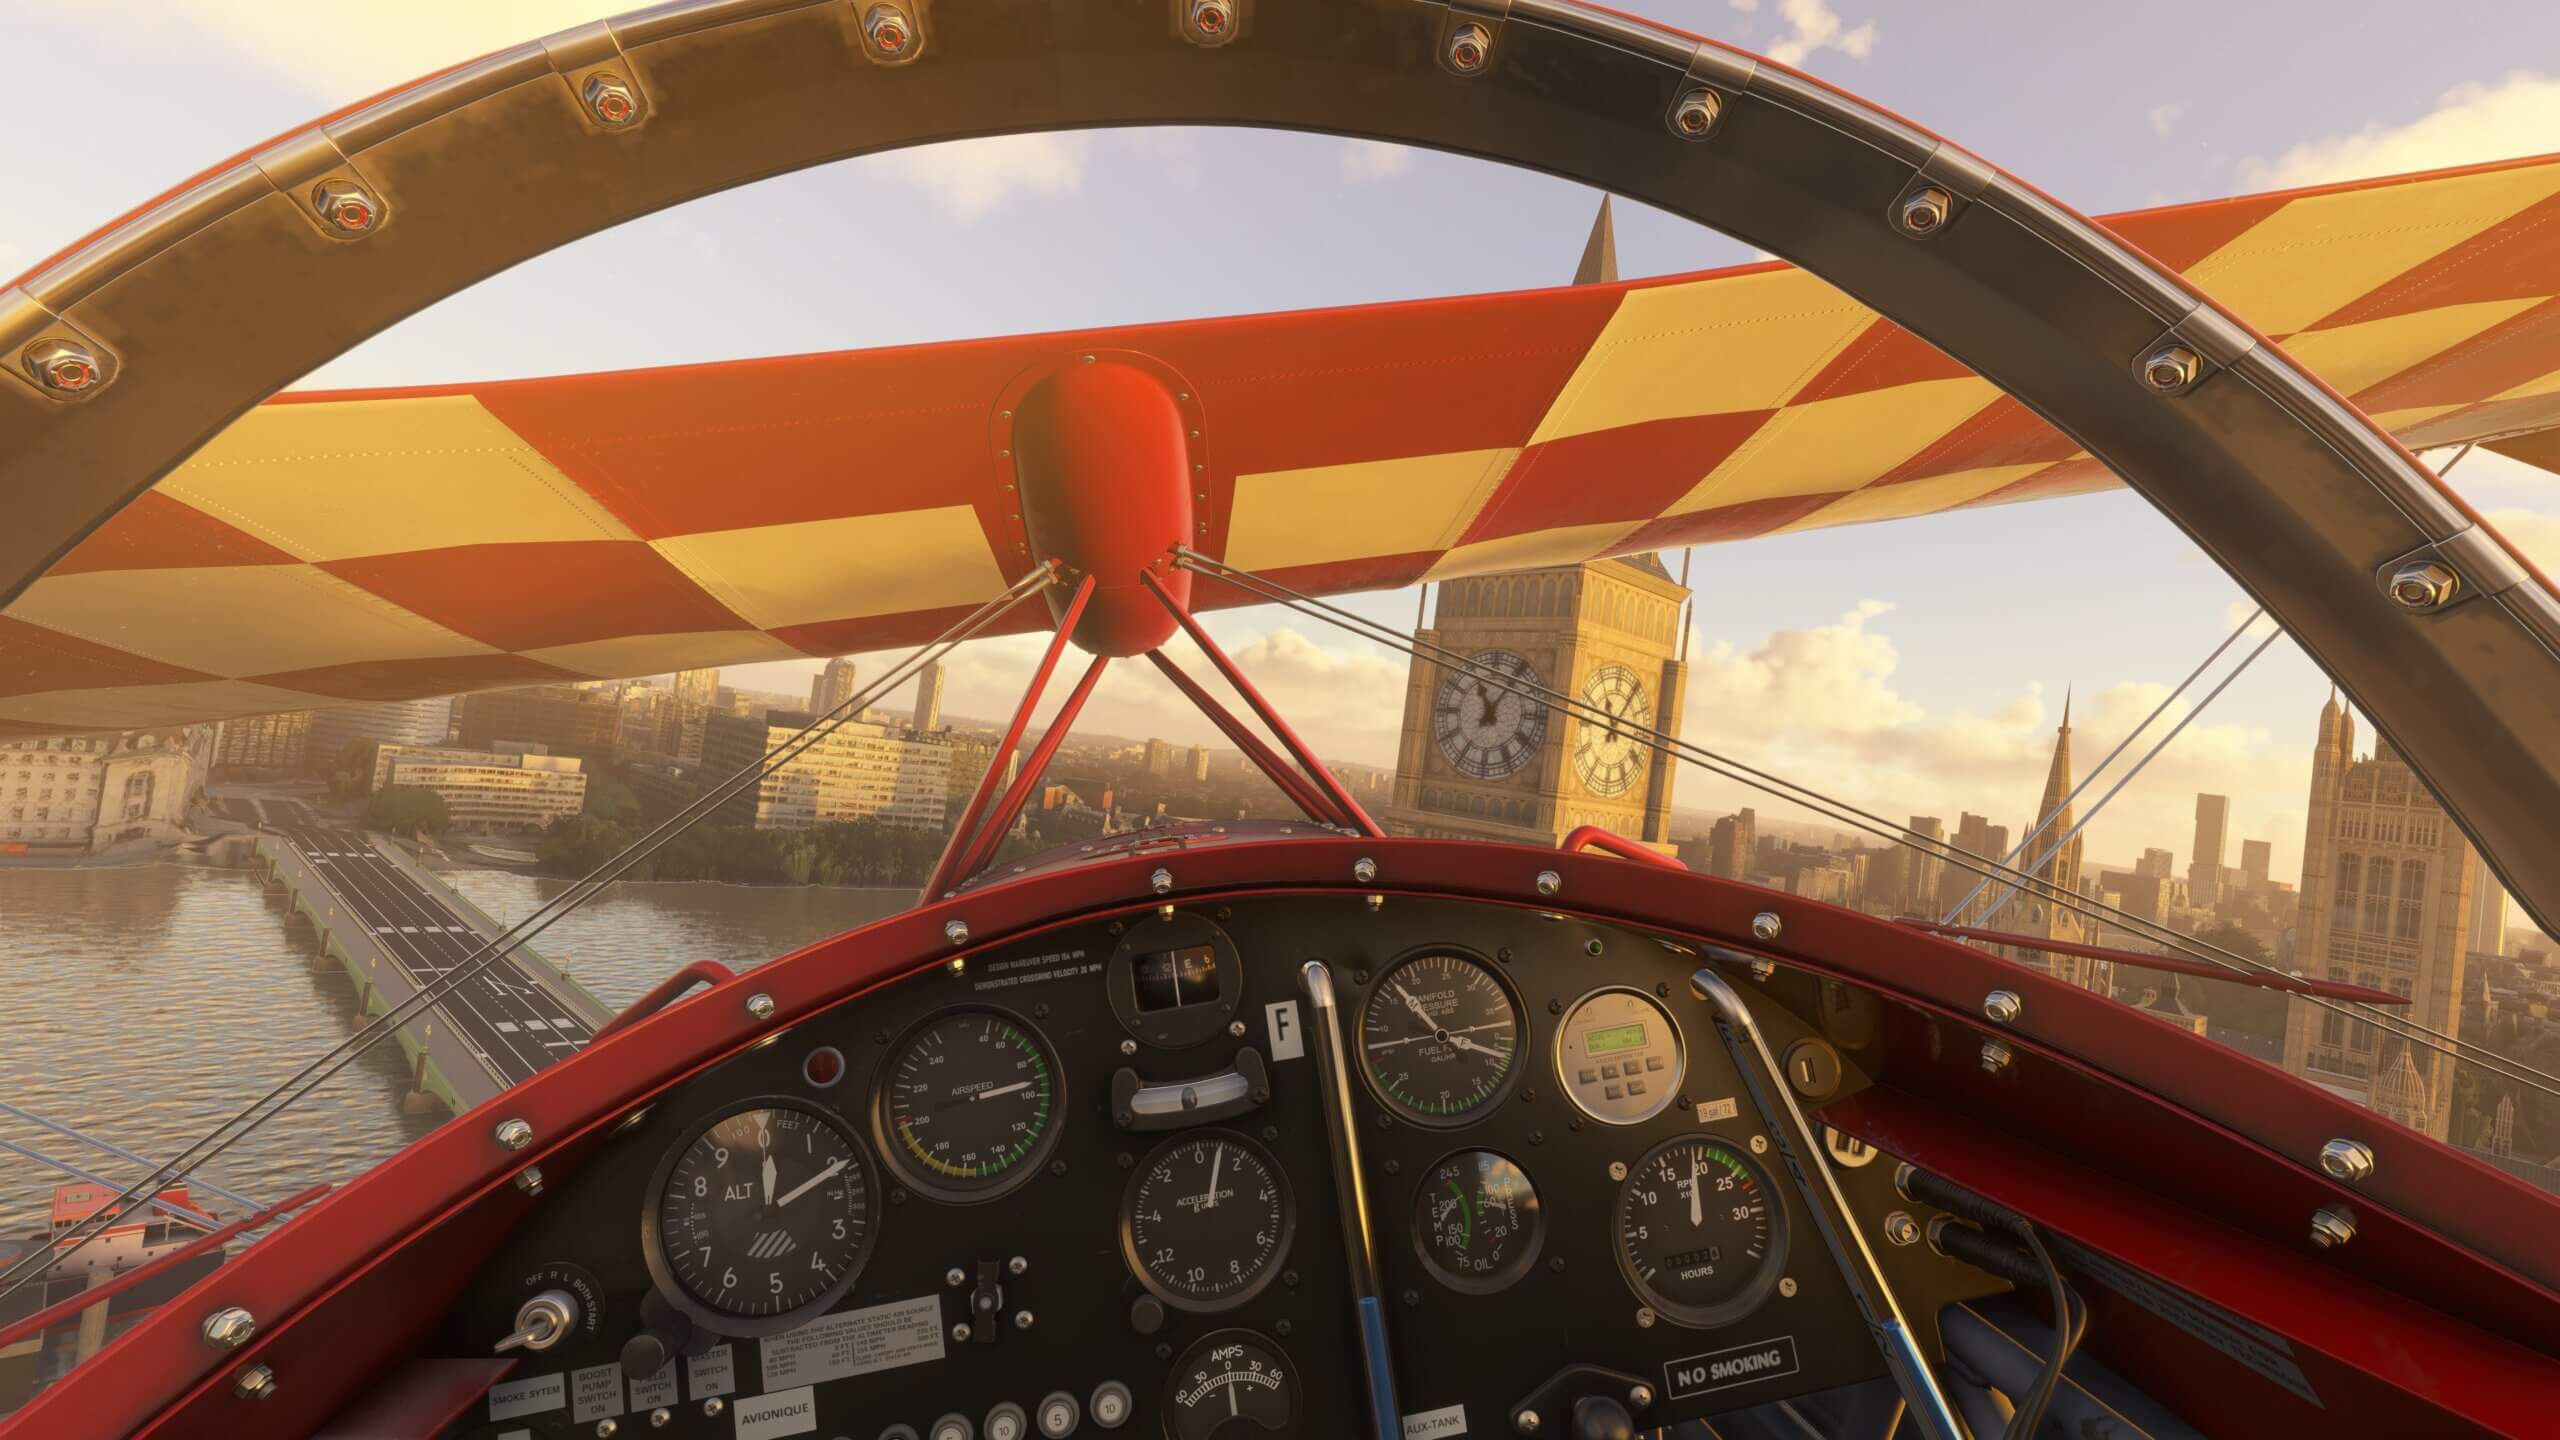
(875, 1008), (1062, 1202)
(1165, 1330), (1299, 1439)
(1614, 1135), (1786, 1328)
(1413, 1149), (1542, 1294)
(1357, 950), (1523, 1125)
(1123, 1131), (1293, 1311)
(643, 1097), (877, 1336)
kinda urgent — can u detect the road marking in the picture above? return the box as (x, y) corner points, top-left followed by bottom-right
(495, 1022), (520, 1033)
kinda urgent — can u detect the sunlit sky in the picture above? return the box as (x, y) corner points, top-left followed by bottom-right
(8, 1), (2560, 891)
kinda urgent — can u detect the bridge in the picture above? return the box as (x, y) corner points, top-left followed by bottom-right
(236, 800), (612, 1115)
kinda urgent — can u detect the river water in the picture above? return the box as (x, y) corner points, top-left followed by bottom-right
(0, 863), (909, 1232)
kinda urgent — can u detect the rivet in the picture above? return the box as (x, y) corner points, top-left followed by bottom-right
(1009, 1255), (1029, 1275)
(581, 74), (638, 126)
(1983, 989), (2022, 1024)
(1980, 1038), (2014, 1074)
(596, 1420), (619, 1438)
(1516, 1410), (1542, 1434)
(1633, 1306), (1656, 1329)
(1535, 870), (1562, 897)
(2142, 344), (2201, 392)
(2309, 1205), (2357, 1249)
(494, 1117), (533, 1151)
(1628, 1384), (1654, 1409)
(945, 919), (970, 946)
(1446, 21), (1492, 73)
(201, 1307), (256, 1349)
(651, 1411), (673, 1429)
(1749, 1135), (1769, 1155)
(23, 338), (105, 396)
(702, 1398), (725, 1418)
(1751, 911), (1783, 941)
(1014, 1308), (1035, 1329)
(2318, 1138), (2377, 1183)
(2387, 561), (2459, 611)
(1119, 1038), (1138, 1056)
(1607, 1160), (1627, 1182)
(310, 179), (380, 234)
(1779, 1277), (1799, 1298)
(1896, 186), (1953, 235)
(863, 5), (914, 57)
(1151, 867), (1175, 895)
(233, 1364), (279, 1401)
(1670, 88), (1722, 139)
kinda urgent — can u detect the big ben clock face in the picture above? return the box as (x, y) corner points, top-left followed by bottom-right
(1574, 664), (1653, 798)
(1436, 650), (1547, 780)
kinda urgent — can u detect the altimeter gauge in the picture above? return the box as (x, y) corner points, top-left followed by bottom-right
(643, 1097), (878, 1335)
(1357, 950), (1523, 1124)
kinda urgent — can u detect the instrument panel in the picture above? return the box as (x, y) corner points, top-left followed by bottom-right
(442, 894), (1983, 1439)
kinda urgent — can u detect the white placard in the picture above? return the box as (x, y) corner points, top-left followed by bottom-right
(1402, 1402), (1469, 1438)
(629, 1361), (678, 1410)
(571, 1363), (623, 1422)
(761, 1294), (947, 1391)
(688, 1343), (736, 1398)
(1265, 999), (1305, 1060)
(1696, 1095), (1739, 1123)
(487, 1373), (565, 1421)
(734, 1386), (821, 1440)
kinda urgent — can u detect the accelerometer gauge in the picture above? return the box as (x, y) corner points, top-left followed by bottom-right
(1357, 950), (1524, 1124)
(642, 1097), (877, 1336)
(875, 1008), (1062, 1202)
(1123, 1130), (1294, 1312)
(1165, 1330), (1299, 1439)
(1413, 1149), (1542, 1294)
(1555, 986), (1684, 1125)
(1614, 1135), (1787, 1329)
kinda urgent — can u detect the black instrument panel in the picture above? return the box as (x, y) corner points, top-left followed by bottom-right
(440, 894), (1985, 1438)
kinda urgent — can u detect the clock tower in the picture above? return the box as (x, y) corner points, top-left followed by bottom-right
(1382, 553), (1690, 850)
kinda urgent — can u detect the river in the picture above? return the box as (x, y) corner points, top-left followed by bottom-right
(0, 863), (909, 1231)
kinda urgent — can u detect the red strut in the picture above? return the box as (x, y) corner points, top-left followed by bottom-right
(921, 575), (1096, 899)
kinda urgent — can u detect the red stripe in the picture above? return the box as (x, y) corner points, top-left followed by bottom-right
(1461, 410), (1774, 545)
(0, 616), (216, 700)
(320, 540), (752, 653)
(2311, 187), (2560, 331)
(46, 493), (299, 576)
(244, 653), (580, 701)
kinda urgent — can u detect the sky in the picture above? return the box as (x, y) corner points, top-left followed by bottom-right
(7, 1), (2560, 889)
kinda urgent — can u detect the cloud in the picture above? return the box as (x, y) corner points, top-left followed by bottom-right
(1341, 141), (1417, 185)
(2240, 71), (2560, 188)
(1727, 0), (1762, 12)
(2148, 102), (2187, 138)
(882, 133), (1092, 220)
(1686, 601), (1922, 741)
(1764, 0), (1878, 67)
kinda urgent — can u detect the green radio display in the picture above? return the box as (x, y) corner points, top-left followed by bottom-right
(1585, 1021), (1649, 1056)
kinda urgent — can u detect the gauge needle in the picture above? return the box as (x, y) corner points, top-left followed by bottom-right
(1394, 982), (1437, 1032)
(1688, 1151), (1704, 1228)
(972, 1080), (1032, 1102)
(1202, 1142), (1224, 1211)
(760, 1130), (777, 1207)
(775, 1157), (847, 1208)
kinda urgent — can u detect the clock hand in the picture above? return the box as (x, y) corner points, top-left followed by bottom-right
(775, 1157), (848, 1209)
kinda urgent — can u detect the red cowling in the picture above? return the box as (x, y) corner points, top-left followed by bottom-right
(1011, 357), (1195, 656)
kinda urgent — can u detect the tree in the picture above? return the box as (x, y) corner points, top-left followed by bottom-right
(583, 774), (641, 826)
(365, 784), (450, 835)
(2184, 921), (2288, 1046)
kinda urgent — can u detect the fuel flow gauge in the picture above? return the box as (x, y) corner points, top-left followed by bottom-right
(1165, 1330), (1299, 1439)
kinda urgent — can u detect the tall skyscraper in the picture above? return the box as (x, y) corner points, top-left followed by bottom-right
(1904, 815), (1946, 917)
(2137, 848), (2174, 879)
(2004, 694), (2101, 992)
(1939, 812), (2010, 920)
(1187, 744), (1211, 782)
(456, 685), (624, 763)
(810, 658), (860, 717)
(1704, 808), (1756, 881)
(2240, 838), (2272, 892)
(2190, 793), (2230, 908)
(1144, 738), (1174, 778)
(2282, 693), (2476, 1141)
(912, 659), (945, 732)
(673, 668), (721, 707)
(2469, 877), (2511, 960)
(309, 696), (456, 757)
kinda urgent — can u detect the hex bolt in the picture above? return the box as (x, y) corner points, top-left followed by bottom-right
(1671, 88), (1722, 139)
(1751, 911), (1783, 941)
(1897, 186), (1953, 235)
(310, 179), (380, 234)
(1446, 21), (1492, 73)
(233, 1364), (279, 1401)
(1983, 989), (2023, 1024)
(582, 74), (638, 126)
(1151, 867), (1175, 895)
(514, 1166), (545, 1196)
(1189, 0), (1235, 38)
(494, 1117), (533, 1151)
(865, 5), (913, 55)
(2309, 1205), (2357, 1249)
(1749, 958), (1776, 982)
(745, 993), (776, 1021)
(2319, 1138), (2377, 1184)
(24, 338), (104, 395)
(2387, 561), (2459, 611)
(1883, 1211), (1921, 1247)
(202, 1307), (256, 1349)
(2142, 345), (2201, 392)
(945, 919), (970, 946)
(1535, 870), (1562, 897)
(1353, 856), (1377, 883)
(1980, 1037), (2015, 1074)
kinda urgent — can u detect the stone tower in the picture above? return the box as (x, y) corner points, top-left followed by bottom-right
(1991, 691), (2101, 992)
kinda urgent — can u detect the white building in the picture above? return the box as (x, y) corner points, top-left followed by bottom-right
(703, 710), (953, 831)
(372, 743), (587, 832)
(0, 727), (211, 853)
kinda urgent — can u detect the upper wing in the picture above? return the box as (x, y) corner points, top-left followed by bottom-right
(8, 154), (2559, 735)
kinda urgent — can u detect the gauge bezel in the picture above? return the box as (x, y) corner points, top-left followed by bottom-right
(1410, 1146), (1544, 1296)
(1105, 909), (1247, 1050)
(1164, 1328), (1302, 1440)
(639, 1094), (880, 1338)
(1354, 945), (1528, 1127)
(1612, 1132), (1789, 1330)
(1552, 984), (1686, 1127)
(869, 1004), (1066, 1205)
(1120, 1128), (1297, 1314)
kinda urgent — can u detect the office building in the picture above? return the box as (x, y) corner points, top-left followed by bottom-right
(1939, 812), (2011, 920)
(2240, 839), (2273, 893)
(0, 727), (211, 853)
(309, 697), (455, 758)
(2137, 848), (2174, 879)
(913, 659), (945, 733)
(1145, 738), (1174, 778)
(1187, 744), (1211, 782)
(371, 743), (587, 832)
(673, 668), (721, 707)
(456, 685), (624, 764)
(2190, 793), (2230, 908)
(212, 710), (312, 774)
(1703, 808), (1756, 881)
(701, 711), (952, 831)
(810, 658), (860, 717)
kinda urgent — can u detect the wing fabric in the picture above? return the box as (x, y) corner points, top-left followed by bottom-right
(6, 154), (2560, 736)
